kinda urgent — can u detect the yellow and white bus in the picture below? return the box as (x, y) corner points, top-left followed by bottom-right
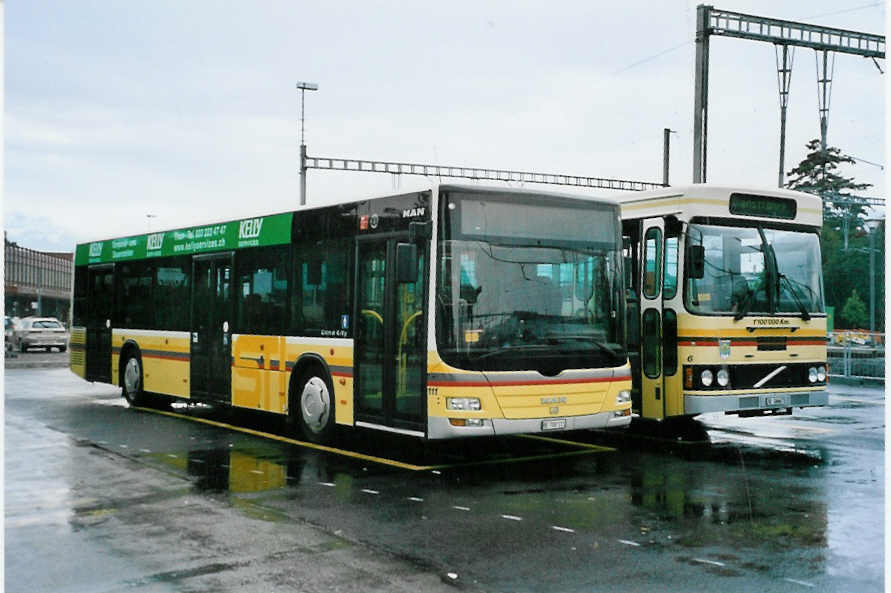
(618, 185), (828, 420)
(71, 185), (632, 442)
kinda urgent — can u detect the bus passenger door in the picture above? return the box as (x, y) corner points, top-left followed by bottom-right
(354, 237), (427, 434)
(191, 253), (234, 403)
(86, 264), (114, 383)
(640, 218), (665, 420)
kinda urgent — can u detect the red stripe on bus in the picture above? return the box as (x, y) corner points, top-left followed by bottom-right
(428, 376), (631, 388)
(677, 339), (825, 347)
(143, 353), (191, 362)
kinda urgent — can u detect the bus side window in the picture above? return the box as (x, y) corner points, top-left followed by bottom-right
(642, 227), (662, 299)
(115, 261), (154, 328)
(155, 256), (191, 331)
(664, 236), (678, 300)
(663, 309), (678, 376)
(73, 266), (88, 327)
(293, 240), (351, 336)
(236, 245), (288, 335)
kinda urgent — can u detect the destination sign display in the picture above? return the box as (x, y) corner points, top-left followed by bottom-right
(75, 212), (293, 265)
(729, 193), (797, 220)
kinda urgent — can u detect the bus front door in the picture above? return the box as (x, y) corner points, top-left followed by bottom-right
(86, 264), (114, 383)
(354, 237), (427, 435)
(191, 253), (234, 403)
(640, 218), (665, 420)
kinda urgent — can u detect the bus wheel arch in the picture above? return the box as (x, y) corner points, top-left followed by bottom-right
(119, 341), (145, 407)
(288, 354), (336, 443)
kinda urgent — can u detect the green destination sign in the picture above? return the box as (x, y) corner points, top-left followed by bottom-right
(75, 212), (293, 265)
(729, 193), (797, 220)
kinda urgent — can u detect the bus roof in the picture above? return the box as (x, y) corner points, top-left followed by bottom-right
(614, 184), (823, 228)
(437, 183), (620, 205)
(74, 183), (619, 266)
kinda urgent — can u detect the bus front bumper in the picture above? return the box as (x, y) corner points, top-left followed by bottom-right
(684, 390), (829, 415)
(427, 410), (631, 439)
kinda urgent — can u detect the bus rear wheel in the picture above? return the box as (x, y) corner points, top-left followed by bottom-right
(122, 353), (146, 407)
(294, 369), (335, 444)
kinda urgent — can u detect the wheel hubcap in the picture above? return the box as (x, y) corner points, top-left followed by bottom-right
(301, 377), (330, 433)
(124, 358), (140, 396)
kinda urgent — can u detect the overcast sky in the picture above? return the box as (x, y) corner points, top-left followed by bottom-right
(4, 1), (886, 252)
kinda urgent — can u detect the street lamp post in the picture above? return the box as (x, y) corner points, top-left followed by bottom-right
(297, 81), (319, 206)
(865, 218), (883, 333)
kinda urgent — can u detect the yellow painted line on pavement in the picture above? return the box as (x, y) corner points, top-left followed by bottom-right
(429, 448), (607, 471)
(517, 433), (615, 452)
(134, 407), (435, 471)
(135, 407), (615, 472)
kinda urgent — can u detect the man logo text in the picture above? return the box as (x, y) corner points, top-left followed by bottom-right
(402, 207), (425, 218)
(89, 242), (103, 257)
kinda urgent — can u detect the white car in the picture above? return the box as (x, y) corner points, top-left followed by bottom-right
(12, 317), (69, 353)
(5, 317), (14, 351)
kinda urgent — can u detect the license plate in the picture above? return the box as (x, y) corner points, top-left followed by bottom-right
(765, 397), (785, 406)
(541, 419), (567, 431)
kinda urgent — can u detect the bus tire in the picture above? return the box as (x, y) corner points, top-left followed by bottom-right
(293, 367), (335, 444)
(121, 351), (146, 407)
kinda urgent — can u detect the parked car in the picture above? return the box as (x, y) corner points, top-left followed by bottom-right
(12, 317), (69, 352)
(5, 317), (14, 351)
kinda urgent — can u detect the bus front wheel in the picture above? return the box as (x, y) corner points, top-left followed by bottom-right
(294, 369), (335, 444)
(122, 353), (146, 407)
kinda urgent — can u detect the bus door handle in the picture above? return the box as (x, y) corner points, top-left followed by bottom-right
(655, 387), (661, 400)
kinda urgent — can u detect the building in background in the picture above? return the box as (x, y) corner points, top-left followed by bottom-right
(5, 235), (73, 323)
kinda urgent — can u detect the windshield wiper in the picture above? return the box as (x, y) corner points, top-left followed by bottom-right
(474, 344), (549, 360)
(545, 335), (621, 357)
(733, 284), (756, 321)
(778, 273), (811, 320)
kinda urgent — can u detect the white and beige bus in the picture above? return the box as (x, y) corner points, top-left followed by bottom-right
(618, 185), (828, 421)
(71, 184), (633, 443)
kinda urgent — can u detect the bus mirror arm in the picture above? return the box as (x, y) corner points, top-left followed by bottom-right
(409, 221), (432, 243)
(686, 245), (705, 279)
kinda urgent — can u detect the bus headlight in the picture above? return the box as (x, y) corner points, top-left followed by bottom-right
(808, 367), (818, 383)
(447, 397), (481, 411)
(701, 369), (714, 387)
(817, 366), (826, 382)
(616, 390), (631, 404)
(716, 368), (730, 387)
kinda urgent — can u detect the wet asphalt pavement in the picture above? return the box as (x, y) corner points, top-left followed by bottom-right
(4, 360), (885, 593)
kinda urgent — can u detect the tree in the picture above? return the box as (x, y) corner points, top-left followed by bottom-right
(785, 138), (872, 245)
(841, 289), (868, 329)
(785, 139), (883, 331)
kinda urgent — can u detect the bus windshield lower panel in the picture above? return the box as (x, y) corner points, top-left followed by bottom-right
(685, 223), (824, 316)
(436, 192), (625, 373)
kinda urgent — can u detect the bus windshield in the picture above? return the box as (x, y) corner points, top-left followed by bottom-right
(685, 223), (824, 316)
(436, 192), (626, 373)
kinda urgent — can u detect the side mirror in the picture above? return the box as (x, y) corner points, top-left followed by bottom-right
(396, 243), (418, 284)
(687, 245), (705, 279)
(409, 220), (432, 243)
